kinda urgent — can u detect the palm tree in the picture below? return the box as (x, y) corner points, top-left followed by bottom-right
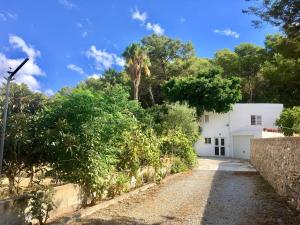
(122, 43), (150, 101)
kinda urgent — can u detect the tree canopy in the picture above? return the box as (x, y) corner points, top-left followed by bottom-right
(122, 43), (151, 101)
(244, 0), (300, 39)
(163, 68), (242, 115)
(139, 34), (196, 107)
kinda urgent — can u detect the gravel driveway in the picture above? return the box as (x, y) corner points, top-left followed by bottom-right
(70, 158), (300, 225)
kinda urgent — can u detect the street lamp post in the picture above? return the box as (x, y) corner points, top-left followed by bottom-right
(0, 58), (29, 175)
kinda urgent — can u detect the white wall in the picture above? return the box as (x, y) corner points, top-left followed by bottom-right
(262, 131), (284, 138)
(195, 111), (230, 156)
(195, 103), (283, 158)
(230, 104), (283, 134)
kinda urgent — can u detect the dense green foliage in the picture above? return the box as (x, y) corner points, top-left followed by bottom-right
(276, 107), (300, 136)
(39, 86), (144, 201)
(214, 43), (265, 102)
(162, 102), (199, 142)
(139, 35), (195, 107)
(0, 83), (47, 194)
(163, 69), (242, 115)
(161, 129), (197, 169)
(244, 0), (300, 39)
(123, 43), (151, 101)
(213, 34), (300, 107)
(242, 1), (300, 108)
(0, 82), (198, 203)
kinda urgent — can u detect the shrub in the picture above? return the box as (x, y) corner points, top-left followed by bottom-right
(170, 157), (189, 174)
(162, 102), (199, 142)
(161, 129), (197, 169)
(276, 107), (300, 136)
(144, 104), (168, 134)
(118, 128), (161, 177)
(107, 173), (130, 198)
(26, 185), (55, 225)
(39, 85), (143, 202)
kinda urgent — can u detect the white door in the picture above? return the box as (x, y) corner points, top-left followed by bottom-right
(214, 137), (225, 156)
(233, 135), (253, 159)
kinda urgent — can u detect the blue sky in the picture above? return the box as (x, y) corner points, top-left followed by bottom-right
(0, 0), (278, 95)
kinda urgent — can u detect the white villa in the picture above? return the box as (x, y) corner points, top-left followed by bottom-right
(194, 103), (284, 159)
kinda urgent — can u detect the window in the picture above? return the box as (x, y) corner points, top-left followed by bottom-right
(205, 137), (211, 144)
(204, 115), (209, 123)
(251, 115), (262, 125)
(215, 138), (219, 146)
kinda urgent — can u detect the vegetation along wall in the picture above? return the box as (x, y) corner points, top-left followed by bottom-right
(251, 137), (300, 211)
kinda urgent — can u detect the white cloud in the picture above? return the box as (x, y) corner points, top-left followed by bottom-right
(88, 74), (101, 79)
(59, 0), (76, 9)
(146, 22), (164, 35)
(131, 7), (166, 35)
(67, 64), (84, 75)
(17, 74), (40, 91)
(0, 35), (44, 91)
(132, 8), (147, 22)
(86, 45), (124, 70)
(115, 56), (125, 67)
(214, 28), (240, 39)
(7, 13), (17, 20)
(77, 23), (83, 28)
(44, 89), (55, 96)
(0, 12), (17, 21)
(9, 35), (41, 59)
(180, 17), (186, 23)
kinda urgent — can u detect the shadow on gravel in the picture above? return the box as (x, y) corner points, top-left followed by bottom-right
(200, 160), (300, 225)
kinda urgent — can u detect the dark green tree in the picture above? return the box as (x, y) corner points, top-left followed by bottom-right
(234, 43), (266, 102)
(139, 35), (195, 106)
(122, 43), (151, 101)
(276, 106), (300, 136)
(39, 85), (148, 202)
(214, 49), (239, 77)
(78, 69), (130, 92)
(244, 0), (300, 39)
(163, 68), (242, 115)
(0, 83), (47, 193)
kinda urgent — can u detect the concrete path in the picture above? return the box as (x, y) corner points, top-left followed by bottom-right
(70, 158), (300, 225)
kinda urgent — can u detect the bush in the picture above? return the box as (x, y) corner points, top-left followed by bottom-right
(276, 107), (300, 136)
(118, 128), (161, 177)
(162, 102), (199, 142)
(161, 129), (197, 169)
(170, 157), (189, 174)
(39, 85), (143, 202)
(26, 185), (55, 225)
(144, 104), (168, 134)
(107, 173), (130, 198)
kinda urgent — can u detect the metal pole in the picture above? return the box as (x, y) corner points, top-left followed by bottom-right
(0, 58), (29, 175)
(0, 79), (11, 175)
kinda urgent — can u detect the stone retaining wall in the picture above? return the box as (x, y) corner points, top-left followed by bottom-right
(0, 183), (83, 225)
(251, 137), (300, 211)
(0, 161), (174, 224)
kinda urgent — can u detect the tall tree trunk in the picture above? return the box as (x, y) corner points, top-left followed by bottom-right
(134, 81), (139, 100)
(133, 69), (141, 101)
(149, 84), (155, 106)
(248, 76), (253, 103)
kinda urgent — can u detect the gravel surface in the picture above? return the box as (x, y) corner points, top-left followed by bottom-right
(70, 158), (300, 225)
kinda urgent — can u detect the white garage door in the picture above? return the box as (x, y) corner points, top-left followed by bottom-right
(233, 135), (253, 159)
